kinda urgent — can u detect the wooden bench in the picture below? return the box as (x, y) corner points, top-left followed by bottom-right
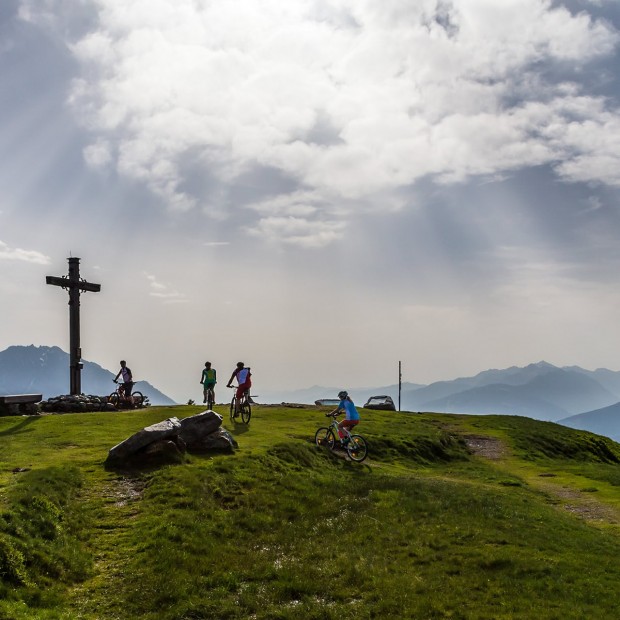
(0, 394), (42, 416)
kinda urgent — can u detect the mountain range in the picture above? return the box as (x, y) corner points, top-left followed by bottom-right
(0, 345), (176, 405)
(261, 360), (620, 430)
(559, 404), (620, 442)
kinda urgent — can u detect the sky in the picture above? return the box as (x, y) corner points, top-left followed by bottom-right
(2, 0), (620, 403)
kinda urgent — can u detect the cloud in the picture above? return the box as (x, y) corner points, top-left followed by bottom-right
(145, 272), (188, 303)
(83, 138), (112, 168)
(245, 215), (346, 248)
(21, 0), (620, 243)
(0, 241), (50, 264)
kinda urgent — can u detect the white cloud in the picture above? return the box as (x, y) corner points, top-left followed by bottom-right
(0, 241), (51, 265)
(245, 215), (346, 248)
(83, 138), (112, 168)
(145, 272), (188, 303)
(22, 0), (620, 241)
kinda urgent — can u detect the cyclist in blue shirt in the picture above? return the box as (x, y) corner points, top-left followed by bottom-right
(329, 390), (360, 444)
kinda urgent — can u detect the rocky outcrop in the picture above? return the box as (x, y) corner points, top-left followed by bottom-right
(178, 410), (223, 448)
(105, 410), (237, 469)
(40, 394), (115, 413)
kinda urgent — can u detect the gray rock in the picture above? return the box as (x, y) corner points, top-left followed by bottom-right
(106, 417), (182, 465)
(178, 410), (223, 447)
(139, 438), (186, 465)
(189, 428), (238, 452)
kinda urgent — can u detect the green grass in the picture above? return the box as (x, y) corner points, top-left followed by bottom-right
(2, 406), (620, 618)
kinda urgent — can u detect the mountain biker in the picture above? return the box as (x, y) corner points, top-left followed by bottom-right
(329, 390), (360, 444)
(113, 360), (134, 401)
(200, 361), (217, 404)
(226, 362), (252, 416)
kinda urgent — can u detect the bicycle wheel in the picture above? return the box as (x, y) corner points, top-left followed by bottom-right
(315, 427), (336, 449)
(230, 396), (237, 422)
(207, 390), (215, 410)
(109, 393), (120, 408)
(240, 400), (251, 424)
(132, 391), (144, 407)
(346, 435), (368, 462)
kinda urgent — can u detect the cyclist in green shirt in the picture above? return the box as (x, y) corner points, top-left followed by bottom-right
(200, 362), (217, 404)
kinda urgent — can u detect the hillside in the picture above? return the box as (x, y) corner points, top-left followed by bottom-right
(0, 345), (176, 405)
(2, 405), (620, 618)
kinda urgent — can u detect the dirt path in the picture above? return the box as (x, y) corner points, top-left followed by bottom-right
(463, 432), (620, 524)
(464, 434), (507, 460)
(534, 477), (620, 524)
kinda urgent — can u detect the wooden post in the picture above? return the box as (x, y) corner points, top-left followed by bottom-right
(46, 257), (101, 395)
(398, 361), (402, 412)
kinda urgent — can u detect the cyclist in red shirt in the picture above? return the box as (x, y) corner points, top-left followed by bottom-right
(226, 362), (252, 416)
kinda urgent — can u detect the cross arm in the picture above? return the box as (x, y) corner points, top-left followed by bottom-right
(46, 276), (101, 292)
(46, 276), (69, 288)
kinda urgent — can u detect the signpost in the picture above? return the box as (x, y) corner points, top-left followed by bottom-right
(46, 257), (101, 395)
(398, 360), (402, 412)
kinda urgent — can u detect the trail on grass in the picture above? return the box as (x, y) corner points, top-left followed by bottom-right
(463, 431), (620, 526)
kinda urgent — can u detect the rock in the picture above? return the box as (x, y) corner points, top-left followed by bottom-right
(188, 428), (238, 452)
(105, 417), (182, 466)
(139, 438), (186, 465)
(178, 410), (223, 448)
(39, 394), (120, 414)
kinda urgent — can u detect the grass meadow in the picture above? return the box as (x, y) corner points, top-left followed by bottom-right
(2, 404), (620, 618)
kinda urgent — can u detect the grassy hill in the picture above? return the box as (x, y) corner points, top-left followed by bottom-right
(2, 406), (620, 618)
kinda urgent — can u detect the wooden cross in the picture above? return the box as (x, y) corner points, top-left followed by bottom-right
(46, 257), (101, 395)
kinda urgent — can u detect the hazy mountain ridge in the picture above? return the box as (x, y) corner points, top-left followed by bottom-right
(559, 403), (620, 442)
(262, 361), (620, 427)
(258, 382), (425, 407)
(0, 345), (176, 405)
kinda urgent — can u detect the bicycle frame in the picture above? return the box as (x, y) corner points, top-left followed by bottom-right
(110, 381), (144, 409)
(113, 381), (133, 402)
(228, 386), (252, 424)
(204, 385), (215, 407)
(328, 417), (354, 441)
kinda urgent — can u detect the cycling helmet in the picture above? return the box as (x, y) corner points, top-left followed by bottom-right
(338, 390), (348, 399)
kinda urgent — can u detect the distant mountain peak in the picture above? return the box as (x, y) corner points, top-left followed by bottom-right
(0, 344), (175, 404)
(528, 361), (556, 369)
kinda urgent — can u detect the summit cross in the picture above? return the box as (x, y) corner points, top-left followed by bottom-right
(46, 257), (101, 395)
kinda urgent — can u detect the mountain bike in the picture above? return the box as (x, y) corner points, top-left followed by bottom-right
(109, 381), (144, 409)
(203, 385), (215, 410)
(314, 413), (368, 462)
(228, 386), (251, 424)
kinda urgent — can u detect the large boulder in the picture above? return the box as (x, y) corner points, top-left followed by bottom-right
(178, 410), (223, 449)
(105, 417), (182, 467)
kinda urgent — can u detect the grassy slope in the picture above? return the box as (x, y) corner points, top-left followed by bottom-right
(1, 406), (620, 619)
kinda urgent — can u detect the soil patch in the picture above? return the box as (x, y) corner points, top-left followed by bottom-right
(464, 434), (506, 460)
(536, 481), (619, 523)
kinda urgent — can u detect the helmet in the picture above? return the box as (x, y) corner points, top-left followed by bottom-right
(236, 362), (244, 368)
(338, 390), (348, 399)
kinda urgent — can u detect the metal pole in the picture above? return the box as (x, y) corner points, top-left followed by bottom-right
(68, 257), (82, 395)
(398, 360), (402, 412)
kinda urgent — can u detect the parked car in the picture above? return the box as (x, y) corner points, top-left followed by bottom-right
(315, 398), (340, 407)
(363, 395), (396, 411)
